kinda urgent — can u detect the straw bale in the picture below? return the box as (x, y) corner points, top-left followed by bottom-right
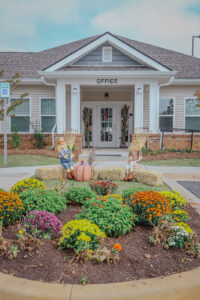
(91, 167), (100, 180)
(35, 166), (64, 180)
(99, 167), (126, 180)
(134, 168), (163, 186)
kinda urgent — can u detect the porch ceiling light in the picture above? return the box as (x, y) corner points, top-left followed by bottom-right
(104, 92), (109, 100)
(73, 87), (78, 94)
(136, 88), (142, 96)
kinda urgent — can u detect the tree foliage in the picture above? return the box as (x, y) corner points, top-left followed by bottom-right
(0, 70), (29, 120)
(194, 90), (200, 107)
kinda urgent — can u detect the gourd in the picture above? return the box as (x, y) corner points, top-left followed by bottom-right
(74, 161), (91, 182)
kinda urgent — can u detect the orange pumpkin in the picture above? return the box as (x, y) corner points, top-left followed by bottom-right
(74, 161), (91, 182)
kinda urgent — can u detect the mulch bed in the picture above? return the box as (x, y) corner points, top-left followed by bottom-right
(0, 204), (200, 284)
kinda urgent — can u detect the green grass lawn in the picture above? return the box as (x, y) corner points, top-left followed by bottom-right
(42, 179), (170, 194)
(141, 158), (200, 167)
(0, 154), (60, 168)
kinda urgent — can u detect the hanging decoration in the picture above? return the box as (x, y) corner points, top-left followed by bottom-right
(82, 107), (90, 148)
(120, 105), (130, 148)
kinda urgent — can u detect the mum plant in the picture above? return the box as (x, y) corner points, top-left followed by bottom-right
(64, 186), (96, 205)
(128, 191), (172, 226)
(76, 197), (136, 237)
(90, 181), (118, 196)
(159, 190), (186, 210)
(23, 211), (62, 239)
(19, 189), (66, 214)
(0, 191), (24, 226)
(12, 178), (45, 194)
(58, 219), (106, 253)
(121, 186), (151, 201)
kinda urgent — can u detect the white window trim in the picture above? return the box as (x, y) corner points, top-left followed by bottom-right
(159, 97), (175, 132)
(184, 97), (200, 131)
(40, 98), (56, 133)
(9, 98), (31, 133)
(102, 46), (112, 62)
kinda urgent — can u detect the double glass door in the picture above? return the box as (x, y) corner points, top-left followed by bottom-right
(98, 106), (116, 147)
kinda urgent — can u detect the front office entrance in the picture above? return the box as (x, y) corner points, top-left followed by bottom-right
(81, 86), (134, 148)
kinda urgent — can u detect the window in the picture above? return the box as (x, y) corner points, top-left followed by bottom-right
(11, 99), (30, 132)
(159, 98), (174, 131)
(185, 98), (200, 131)
(41, 99), (56, 132)
(102, 47), (112, 62)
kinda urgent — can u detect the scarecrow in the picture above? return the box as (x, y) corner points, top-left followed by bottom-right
(57, 137), (74, 179)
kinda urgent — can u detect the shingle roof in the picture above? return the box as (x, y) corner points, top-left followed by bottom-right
(1, 32), (200, 80)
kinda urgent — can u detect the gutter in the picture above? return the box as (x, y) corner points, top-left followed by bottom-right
(159, 75), (175, 88)
(41, 76), (56, 87)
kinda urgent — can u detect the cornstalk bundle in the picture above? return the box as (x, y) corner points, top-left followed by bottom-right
(128, 128), (150, 152)
(63, 129), (78, 150)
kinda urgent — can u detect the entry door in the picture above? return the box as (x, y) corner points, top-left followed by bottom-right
(98, 106), (116, 147)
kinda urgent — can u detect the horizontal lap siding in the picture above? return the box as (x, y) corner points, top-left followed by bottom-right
(0, 84), (55, 133)
(143, 85), (149, 128)
(160, 85), (200, 129)
(74, 43), (141, 66)
(66, 86), (71, 130)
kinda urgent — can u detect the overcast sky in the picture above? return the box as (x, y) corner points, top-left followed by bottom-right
(0, 0), (200, 57)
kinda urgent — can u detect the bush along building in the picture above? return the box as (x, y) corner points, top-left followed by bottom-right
(0, 32), (200, 156)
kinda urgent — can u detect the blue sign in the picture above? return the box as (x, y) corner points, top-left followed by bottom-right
(0, 83), (10, 97)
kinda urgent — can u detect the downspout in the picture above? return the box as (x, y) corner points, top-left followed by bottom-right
(41, 76), (57, 149)
(158, 76), (175, 149)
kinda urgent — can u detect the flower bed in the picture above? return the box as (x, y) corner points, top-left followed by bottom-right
(0, 178), (199, 285)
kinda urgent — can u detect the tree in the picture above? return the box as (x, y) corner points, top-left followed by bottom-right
(0, 70), (29, 120)
(194, 90), (200, 108)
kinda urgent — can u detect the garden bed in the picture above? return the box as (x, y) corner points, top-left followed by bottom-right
(0, 203), (200, 285)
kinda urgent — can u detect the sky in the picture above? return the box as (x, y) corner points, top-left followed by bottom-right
(0, 0), (200, 57)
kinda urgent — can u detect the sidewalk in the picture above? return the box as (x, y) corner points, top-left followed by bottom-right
(1, 163), (200, 191)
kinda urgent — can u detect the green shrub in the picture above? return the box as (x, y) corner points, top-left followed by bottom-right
(8, 125), (20, 149)
(58, 219), (106, 253)
(159, 190), (186, 210)
(12, 178), (45, 195)
(64, 186), (96, 205)
(19, 189), (66, 214)
(0, 188), (5, 192)
(76, 198), (136, 237)
(121, 186), (151, 201)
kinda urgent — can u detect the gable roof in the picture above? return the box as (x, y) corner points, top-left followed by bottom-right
(1, 32), (200, 80)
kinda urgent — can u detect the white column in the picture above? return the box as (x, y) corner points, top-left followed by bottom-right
(71, 83), (80, 132)
(56, 79), (66, 133)
(134, 83), (144, 130)
(149, 82), (159, 133)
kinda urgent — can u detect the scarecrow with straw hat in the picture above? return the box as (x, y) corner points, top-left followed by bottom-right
(57, 137), (74, 179)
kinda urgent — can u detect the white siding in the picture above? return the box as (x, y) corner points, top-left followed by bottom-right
(143, 85), (149, 128)
(0, 84), (55, 133)
(160, 85), (200, 129)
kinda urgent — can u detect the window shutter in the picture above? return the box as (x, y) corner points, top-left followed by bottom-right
(102, 47), (112, 62)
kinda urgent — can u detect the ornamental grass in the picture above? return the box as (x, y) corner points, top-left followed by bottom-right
(129, 191), (172, 226)
(12, 178), (45, 195)
(0, 191), (24, 226)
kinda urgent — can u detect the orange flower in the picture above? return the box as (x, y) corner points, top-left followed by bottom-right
(113, 243), (122, 252)
(108, 225), (110, 228)
(99, 204), (103, 208)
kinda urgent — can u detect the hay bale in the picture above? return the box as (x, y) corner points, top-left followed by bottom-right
(99, 167), (125, 181)
(35, 166), (64, 180)
(134, 168), (163, 186)
(91, 167), (100, 180)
